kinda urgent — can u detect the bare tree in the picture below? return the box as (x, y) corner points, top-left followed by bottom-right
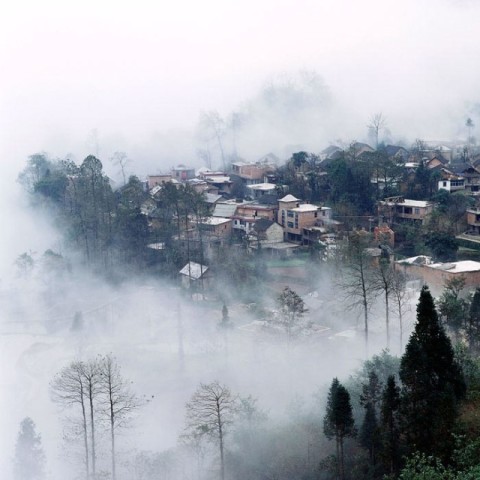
(184, 381), (238, 480)
(337, 233), (376, 356)
(51, 361), (91, 480)
(390, 268), (410, 352)
(372, 257), (394, 349)
(198, 111), (227, 171)
(368, 113), (387, 149)
(110, 151), (130, 186)
(80, 359), (101, 478)
(98, 355), (139, 480)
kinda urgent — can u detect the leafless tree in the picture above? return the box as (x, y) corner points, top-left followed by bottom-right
(98, 355), (139, 480)
(368, 113), (387, 149)
(110, 151), (130, 186)
(337, 233), (376, 355)
(184, 381), (238, 480)
(390, 268), (410, 352)
(198, 111), (227, 171)
(372, 257), (394, 348)
(80, 359), (101, 478)
(51, 361), (91, 480)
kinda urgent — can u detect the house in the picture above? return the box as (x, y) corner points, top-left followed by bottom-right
(231, 161), (274, 185)
(197, 217), (232, 238)
(438, 168), (465, 192)
(378, 197), (434, 225)
(147, 174), (172, 190)
(450, 163), (480, 194)
(466, 207), (480, 234)
(204, 175), (233, 195)
(248, 218), (284, 250)
(396, 255), (480, 295)
(384, 145), (409, 162)
(229, 202), (277, 235)
(246, 183), (277, 199)
(277, 194), (324, 243)
(179, 261), (211, 291)
(172, 165), (196, 182)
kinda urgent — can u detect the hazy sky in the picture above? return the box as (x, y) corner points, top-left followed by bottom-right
(1, 0), (480, 170)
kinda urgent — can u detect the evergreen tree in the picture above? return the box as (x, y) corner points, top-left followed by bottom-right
(468, 288), (480, 353)
(359, 371), (382, 466)
(380, 375), (401, 475)
(399, 286), (466, 461)
(324, 378), (356, 480)
(13, 417), (45, 480)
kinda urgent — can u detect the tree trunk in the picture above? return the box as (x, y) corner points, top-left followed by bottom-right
(385, 291), (390, 349)
(89, 389), (96, 478)
(80, 387), (90, 480)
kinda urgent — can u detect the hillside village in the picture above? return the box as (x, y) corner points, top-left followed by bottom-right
(140, 140), (480, 296)
(15, 137), (480, 480)
(19, 137), (480, 304)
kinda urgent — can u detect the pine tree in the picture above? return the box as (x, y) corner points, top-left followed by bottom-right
(324, 378), (356, 480)
(399, 286), (466, 461)
(359, 371), (382, 466)
(380, 375), (401, 475)
(13, 417), (45, 480)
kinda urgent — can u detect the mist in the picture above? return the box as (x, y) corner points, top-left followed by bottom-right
(1, 0), (479, 478)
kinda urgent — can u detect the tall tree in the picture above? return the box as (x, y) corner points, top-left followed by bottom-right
(338, 232), (375, 355)
(98, 355), (139, 480)
(468, 288), (480, 353)
(324, 378), (356, 480)
(51, 361), (91, 479)
(359, 371), (383, 466)
(380, 375), (401, 475)
(184, 381), (238, 480)
(372, 257), (394, 348)
(13, 417), (45, 480)
(399, 286), (466, 461)
(368, 113), (387, 149)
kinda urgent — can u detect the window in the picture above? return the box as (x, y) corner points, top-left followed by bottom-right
(287, 211), (294, 218)
(281, 211), (285, 225)
(404, 207), (412, 214)
(443, 181), (447, 187)
(415, 208), (420, 215)
(287, 221), (294, 228)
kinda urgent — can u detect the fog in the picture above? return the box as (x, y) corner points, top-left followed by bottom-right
(0, 0), (477, 478)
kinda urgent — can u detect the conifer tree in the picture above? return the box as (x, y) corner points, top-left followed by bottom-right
(468, 287), (480, 353)
(324, 378), (356, 480)
(13, 417), (45, 480)
(359, 371), (382, 466)
(399, 286), (466, 461)
(380, 375), (401, 475)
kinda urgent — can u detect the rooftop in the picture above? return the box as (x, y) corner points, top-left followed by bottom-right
(429, 260), (480, 273)
(279, 194), (299, 202)
(200, 216), (232, 226)
(247, 183), (277, 191)
(179, 262), (208, 279)
(291, 204), (318, 212)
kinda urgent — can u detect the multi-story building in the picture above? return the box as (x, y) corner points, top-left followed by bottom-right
(277, 195), (331, 243)
(378, 197), (434, 225)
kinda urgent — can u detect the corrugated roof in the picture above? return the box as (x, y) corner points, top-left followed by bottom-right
(204, 193), (223, 204)
(213, 203), (237, 217)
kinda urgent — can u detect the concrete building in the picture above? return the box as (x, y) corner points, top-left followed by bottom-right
(379, 197), (434, 225)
